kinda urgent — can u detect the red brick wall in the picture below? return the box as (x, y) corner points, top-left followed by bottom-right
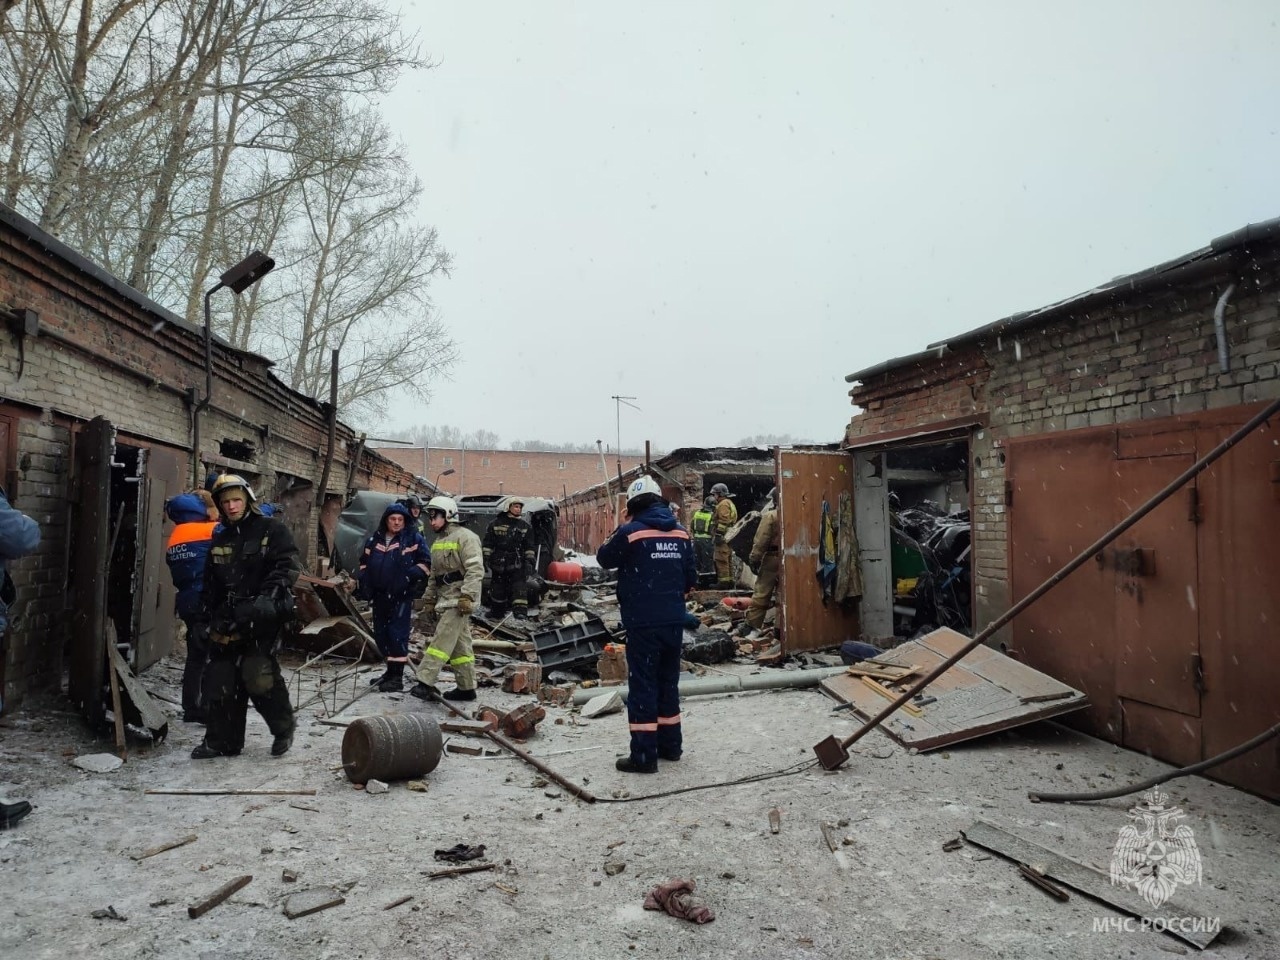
(371, 446), (648, 500)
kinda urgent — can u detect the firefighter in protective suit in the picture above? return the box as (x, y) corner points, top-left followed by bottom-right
(410, 496), (485, 702)
(482, 496), (535, 619)
(745, 489), (780, 631)
(689, 496), (716, 584)
(711, 482), (737, 587)
(190, 475), (300, 760)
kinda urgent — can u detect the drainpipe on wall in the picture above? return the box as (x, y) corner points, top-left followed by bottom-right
(1213, 283), (1236, 374)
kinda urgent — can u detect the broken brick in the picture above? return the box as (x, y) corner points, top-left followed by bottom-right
(537, 684), (575, 707)
(502, 663), (542, 695)
(498, 702), (546, 739)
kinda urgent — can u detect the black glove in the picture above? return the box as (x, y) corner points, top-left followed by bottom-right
(235, 595), (279, 633)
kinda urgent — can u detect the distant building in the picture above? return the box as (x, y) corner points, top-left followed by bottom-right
(370, 446), (648, 500)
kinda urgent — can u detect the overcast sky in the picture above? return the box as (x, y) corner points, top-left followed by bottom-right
(378, 1), (1280, 451)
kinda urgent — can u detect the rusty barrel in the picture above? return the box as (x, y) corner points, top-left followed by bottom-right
(341, 714), (443, 784)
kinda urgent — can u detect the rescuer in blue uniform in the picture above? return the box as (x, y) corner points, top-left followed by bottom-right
(597, 475), (698, 773)
(164, 492), (219, 722)
(357, 502), (430, 692)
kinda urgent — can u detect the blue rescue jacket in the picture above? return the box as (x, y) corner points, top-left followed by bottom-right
(357, 503), (431, 603)
(165, 493), (216, 620)
(596, 503), (697, 628)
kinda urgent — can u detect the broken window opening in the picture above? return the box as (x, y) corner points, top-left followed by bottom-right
(218, 437), (256, 462)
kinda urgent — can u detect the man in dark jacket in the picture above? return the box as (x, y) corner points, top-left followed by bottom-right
(597, 475), (697, 773)
(165, 492), (219, 722)
(482, 496), (535, 619)
(190, 475), (300, 760)
(357, 502), (430, 692)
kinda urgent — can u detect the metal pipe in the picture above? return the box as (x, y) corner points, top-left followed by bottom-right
(572, 665), (849, 705)
(818, 393), (1280, 765)
(1213, 283), (1236, 373)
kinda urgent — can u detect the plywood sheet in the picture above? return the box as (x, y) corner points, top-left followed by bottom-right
(820, 627), (1088, 751)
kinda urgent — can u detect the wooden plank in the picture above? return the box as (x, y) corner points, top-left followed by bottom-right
(962, 821), (1221, 949)
(130, 834), (198, 861)
(859, 676), (923, 716)
(188, 875), (252, 919)
(283, 889), (346, 920)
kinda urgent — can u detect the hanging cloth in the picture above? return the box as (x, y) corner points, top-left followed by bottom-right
(816, 499), (837, 606)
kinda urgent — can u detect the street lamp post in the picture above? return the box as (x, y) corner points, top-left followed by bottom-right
(193, 250), (275, 485)
(435, 467), (456, 491)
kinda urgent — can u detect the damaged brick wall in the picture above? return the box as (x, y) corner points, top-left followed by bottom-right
(844, 250), (1280, 645)
(0, 206), (429, 710)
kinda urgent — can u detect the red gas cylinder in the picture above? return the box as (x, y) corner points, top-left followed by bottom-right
(546, 561), (584, 584)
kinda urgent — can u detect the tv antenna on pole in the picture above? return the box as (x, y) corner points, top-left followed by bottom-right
(611, 395), (640, 484)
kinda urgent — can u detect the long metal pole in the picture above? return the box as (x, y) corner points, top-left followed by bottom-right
(816, 394), (1280, 768)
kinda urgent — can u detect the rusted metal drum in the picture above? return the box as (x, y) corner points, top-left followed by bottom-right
(341, 714), (443, 784)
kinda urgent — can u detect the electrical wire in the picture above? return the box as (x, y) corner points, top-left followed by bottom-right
(1029, 720), (1280, 804)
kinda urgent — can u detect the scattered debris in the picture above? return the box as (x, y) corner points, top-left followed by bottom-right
(91, 905), (126, 922)
(493, 881), (519, 896)
(643, 877), (715, 924)
(72, 753), (124, 774)
(440, 718), (496, 736)
(1018, 862), (1070, 901)
(941, 837), (964, 853)
(498, 702), (546, 739)
(502, 663), (542, 694)
(445, 740), (486, 757)
(406, 780), (429, 793)
(820, 822), (840, 854)
(282, 869), (298, 883)
(768, 808), (781, 834)
(422, 862), (496, 880)
(383, 895), (413, 911)
(580, 690), (624, 719)
(364, 779), (389, 795)
(962, 821), (1222, 949)
(603, 861), (626, 876)
(129, 834), (197, 861)
(283, 888), (346, 920)
(289, 803), (320, 813)
(188, 875), (253, 919)
(434, 843), (486, 863)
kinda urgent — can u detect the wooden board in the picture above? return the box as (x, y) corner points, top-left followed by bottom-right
(820, 627), (1088, 751)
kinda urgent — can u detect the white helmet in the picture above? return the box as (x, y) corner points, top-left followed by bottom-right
(626, 475), (662, 505)
(425, 495), (458, 521)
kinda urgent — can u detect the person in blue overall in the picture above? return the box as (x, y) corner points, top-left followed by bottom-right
(357, 502), (430, 692)
(597, 475), (697, 774)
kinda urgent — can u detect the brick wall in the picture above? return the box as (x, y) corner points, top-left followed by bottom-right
(371, 446), (648, 500)
(845, 251), (1280, 641)
(0, 206), (429, 709)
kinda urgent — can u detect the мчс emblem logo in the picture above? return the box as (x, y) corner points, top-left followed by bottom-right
(1109, 789), (1203, 908)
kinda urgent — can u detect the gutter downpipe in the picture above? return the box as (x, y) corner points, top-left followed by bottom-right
(1213, 283), (1236, 373)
